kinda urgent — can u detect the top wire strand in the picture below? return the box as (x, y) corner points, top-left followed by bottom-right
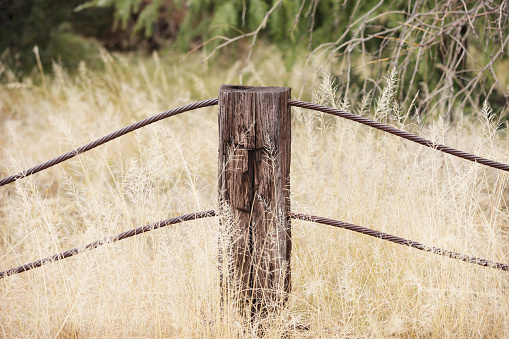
(289, 100), (509, 172)
(0, 99), (218, 187)
(3, 98), (508, 189)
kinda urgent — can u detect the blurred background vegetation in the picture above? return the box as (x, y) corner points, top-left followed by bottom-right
(1, 0), (508, 118)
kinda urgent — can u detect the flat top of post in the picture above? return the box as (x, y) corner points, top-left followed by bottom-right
(220, 84), (291, 93)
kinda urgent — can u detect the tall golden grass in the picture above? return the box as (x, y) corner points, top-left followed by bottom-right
(1, 49), (509, 337)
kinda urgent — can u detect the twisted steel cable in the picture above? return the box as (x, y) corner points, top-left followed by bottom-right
(0, 210), (216, 279)
(0, 99), (218, 188)
(290, 212), (509, 272)
(289, 100), (509, 172)
(2, 209), (506, 279)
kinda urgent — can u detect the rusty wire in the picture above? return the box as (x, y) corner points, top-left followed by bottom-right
(0, 210), (216, 279)
(290, 212), (509, 272)
(289, 100), (509, 172)
(0, 99), (218, 188)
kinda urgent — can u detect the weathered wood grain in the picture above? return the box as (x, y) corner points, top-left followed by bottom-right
(218, 85), (291, 316)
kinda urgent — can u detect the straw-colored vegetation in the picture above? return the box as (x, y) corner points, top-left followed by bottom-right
(1, 49), (509, 338)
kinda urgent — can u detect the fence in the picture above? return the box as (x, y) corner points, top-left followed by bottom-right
(1, 85), (508, 316)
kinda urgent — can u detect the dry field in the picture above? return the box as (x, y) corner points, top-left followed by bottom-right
(1, 50), (509, 337)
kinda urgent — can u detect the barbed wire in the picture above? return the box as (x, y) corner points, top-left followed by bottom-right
(0, 99), (218, 188)
(0, 210), (216, 279)
(290, 212), (509, 272)
(289, 100), (509, 172)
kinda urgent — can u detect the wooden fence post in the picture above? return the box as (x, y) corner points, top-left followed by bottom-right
(218, 85), (292, 317)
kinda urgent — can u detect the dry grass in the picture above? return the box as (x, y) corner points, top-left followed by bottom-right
(1, 49), (509, 338)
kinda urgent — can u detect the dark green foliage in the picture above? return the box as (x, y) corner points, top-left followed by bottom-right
(1, 0), (508, 116)
(0, 0), (72, 71)
(76, 0), (184, 50)
(45, 23), (103, 70)
(0, 0), (109, 75)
